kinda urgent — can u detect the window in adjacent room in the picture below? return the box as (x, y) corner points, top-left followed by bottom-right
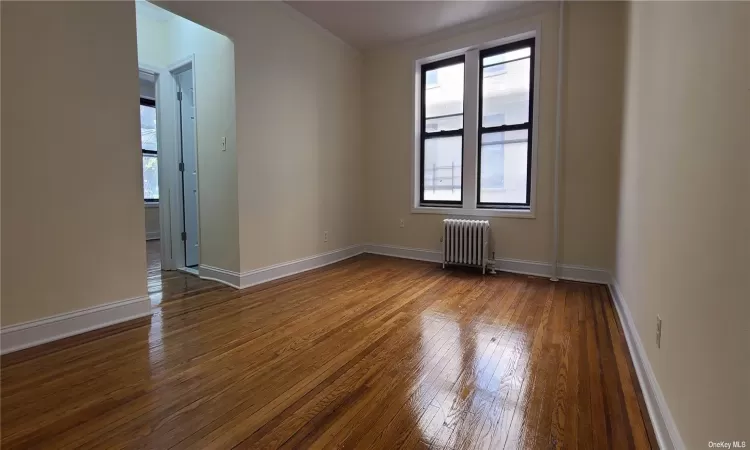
(140, 98), (159, 203)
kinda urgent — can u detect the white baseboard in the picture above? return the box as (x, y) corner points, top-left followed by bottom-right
(239, 245), (364, 289)
(199, 245), (365, 290)
(364, 243), (442, 263)
(199, 264), (242, 289)
(0, 296), (152, 355)
(363, 243), (611, 284)
(146, 231), (160, 241)
(608, 280), (685, 450)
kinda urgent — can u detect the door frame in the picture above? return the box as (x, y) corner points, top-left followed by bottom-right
(139, 63), (178, 271)
(141, 55), (201, 271)
(166, 55), (201, 270)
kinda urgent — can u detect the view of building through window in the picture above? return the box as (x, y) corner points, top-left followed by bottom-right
(479, 46), (531, 205)
(140, 101), (159, 202)
(423, 61), (464, 202)
(420, 40), (533, 208)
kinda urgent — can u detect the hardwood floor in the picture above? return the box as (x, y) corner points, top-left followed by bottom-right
(145, 240), (222, 308)
(0, 253), (655, 449)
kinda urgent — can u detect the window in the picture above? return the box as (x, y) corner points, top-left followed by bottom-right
(478, 38), (534, 208)
(416, 35), (536, 215)
(420, 55), (465, 204)
(140, 98), (159, 202)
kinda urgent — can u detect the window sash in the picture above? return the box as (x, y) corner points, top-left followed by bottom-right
(476, 37), (535, 209)
(140, 97), (158, 201)
(420, 55), (465, 206)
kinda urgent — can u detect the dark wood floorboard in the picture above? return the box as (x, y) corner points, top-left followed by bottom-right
(1, 246), (655, 449)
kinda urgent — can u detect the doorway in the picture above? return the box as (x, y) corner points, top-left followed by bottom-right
(173, 65), (199, 269)
(135, 0), (236, 282)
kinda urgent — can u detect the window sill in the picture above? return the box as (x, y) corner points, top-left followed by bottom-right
(145, 202), (160, 209)
(412, 206), (534, 219)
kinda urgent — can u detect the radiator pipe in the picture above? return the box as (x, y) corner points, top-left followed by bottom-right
(551, 0), (565, 282)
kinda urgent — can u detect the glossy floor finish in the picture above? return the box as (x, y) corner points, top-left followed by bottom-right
(1, 253), (655, 449)
(145, 240), (222, 308)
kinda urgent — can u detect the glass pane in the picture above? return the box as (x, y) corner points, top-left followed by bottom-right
(140, 104), (157, 151)
(482, 57), (530, 127)
(423, 136), (462, 202)
(425, 62), (464, 120)
(143, 155), (159, 200)
(425, 114), (463, 133)
(483, 47), (531, 66)
(479, 130), (528, 204)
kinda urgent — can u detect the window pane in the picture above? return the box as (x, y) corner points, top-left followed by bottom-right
(423, 136), (462, 202)
(479, 130), (528, 204)
(143, 155), (159, 200)
(425, 114), (463, 132)
(484, 64), (507, 77)
(483, 47), (531, 66)
(425, 62), (464, 120)
(482, 55), (530, 127)
(140, 104), (157, 151)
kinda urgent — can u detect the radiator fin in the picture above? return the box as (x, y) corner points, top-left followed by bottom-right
(442, 219), (490, 274)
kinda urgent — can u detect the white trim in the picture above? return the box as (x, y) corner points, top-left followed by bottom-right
(199, 264), (241, 289)
(365, 244), (442, 263)
(168, 56), (201, 269)
(179, 266), (199, 276)
(140, 63), (175, 271)
(411, 206), (534, 219)
(146, 231), (161, 241)
(363, 244), (610, 284)
(0, 296), (151, 354)
(239, 245), (364, 289)
(555, 264), (610, 284)
(550, 0), (565, 281)
(608, 280), (686, 450)
(199, 245), (366, 290)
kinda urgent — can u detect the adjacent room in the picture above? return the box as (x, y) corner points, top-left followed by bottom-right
(134, 0), (237, 302)
(1, 1), (747, 449)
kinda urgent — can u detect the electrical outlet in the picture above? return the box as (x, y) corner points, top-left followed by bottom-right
(399, 219), (405, 228)
(324, 231), (328, 242)
(656, 315), (662, 348)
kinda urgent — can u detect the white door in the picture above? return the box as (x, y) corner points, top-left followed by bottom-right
(176, 68), (199, 267)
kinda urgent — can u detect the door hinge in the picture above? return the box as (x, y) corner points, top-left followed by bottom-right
(181, 231), (187, 241)
(177, 91), (182, 101)
(179, 162), (185, 172)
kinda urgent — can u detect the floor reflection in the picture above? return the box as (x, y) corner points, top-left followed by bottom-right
(411, 275), (550, 449)
(1, 257), (655, 449)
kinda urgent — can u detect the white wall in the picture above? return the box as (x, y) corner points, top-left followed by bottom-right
(1, 1), (147, 325)
(615, 1), (750, 446)
(166, 17), (239, 271)
(134, 6), (170, 68)
(154, 1), (363, 274)
(144, 206), (160, 240)
(362, 3), (626, 271)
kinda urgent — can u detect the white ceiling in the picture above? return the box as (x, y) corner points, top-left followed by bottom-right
(286, 1), (527, 50)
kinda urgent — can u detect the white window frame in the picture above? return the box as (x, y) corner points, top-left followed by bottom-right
(411, 28), (541, 219)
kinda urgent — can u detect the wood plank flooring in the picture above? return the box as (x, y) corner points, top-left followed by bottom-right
(1, 251), (655, 449)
